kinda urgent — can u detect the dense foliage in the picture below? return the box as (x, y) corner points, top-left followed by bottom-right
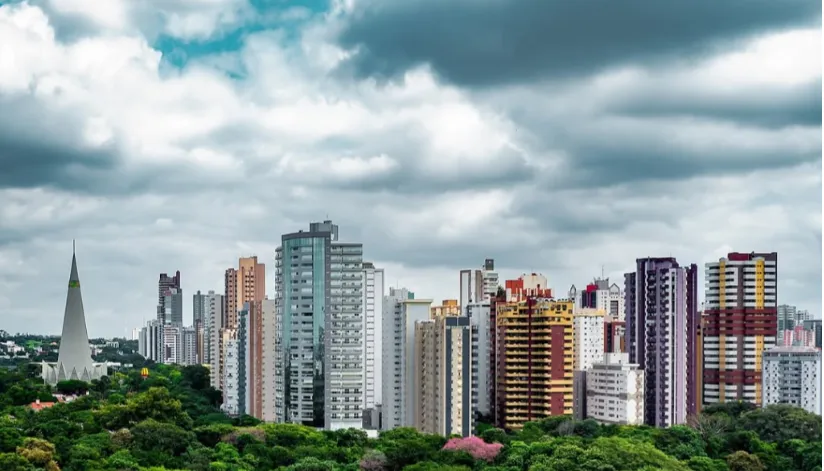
(0, 335), (142, 367)
(0, 363), (819, 471)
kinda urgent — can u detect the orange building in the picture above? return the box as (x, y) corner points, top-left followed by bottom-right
(495, 297), (574, 430)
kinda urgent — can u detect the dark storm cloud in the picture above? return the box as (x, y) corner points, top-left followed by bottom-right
(0, 95), (121, 192)
(553, 132), (821, 188)
(607, 79), (823, 128)
(336, 0), (820, 87)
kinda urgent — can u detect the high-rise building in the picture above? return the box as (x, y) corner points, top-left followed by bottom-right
(42, 247), (107, 385)
(192, 290), (206, 364)
(585, 353), (644, 425)
(703, 252), (778, 407)
(362, 263), (385, 410)
(569, 278), (624, 320)
(495, 297), (574, 430)
(167, 288), (184, 326)
(459, 258), (498, 308)
(414, 315), (474, 437)
(488, 291), (507, 426)
(204, 291), (225, 389)
(572, 308), (606, 419)
(762, 346), (821, 415)
(243, 301), (265, 419)
(158, 271), (181, 323)
(466, 302), (492, 417)
(224, 257), (266, 330)
(777, 304), (799, 332)
(139, 320), (164, 362)
(505, 273), (552, 302)
(776, 305), (811, 346)
(193, 290), (206, 326)
(224, 269), (237, 329)
(274, 220), (364, 429)
(381, 288), (432, 430)
(260, 299), (278, 422)
(222, 332), (240, 416)
(624, 257), (698, 427)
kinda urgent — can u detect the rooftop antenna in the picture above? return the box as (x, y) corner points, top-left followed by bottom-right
(73, 239), (76, 255)
(601, 265), (605, 279)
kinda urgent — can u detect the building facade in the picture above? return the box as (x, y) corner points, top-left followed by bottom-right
(459, 259), (498, 308)
(274, 220), (365, 429)
(604, 320), (626, 354)
(222, 334), (240, 416)
(158, 271), (181, 323)
(466, 302), (492, 417)
(204, 291), (224, 388)
(415, 315), (474, 437)
(261, 299), (278, 422)
(585, 353), (644, 425)
(193, 290), (206, 327)
(762, 346), (821, 415)
(572, 308), (606, 419)
(362, 263), (385, 410)
(703, 252), (778, 407)
(495, 297), (574, 430)
(381, 288), (432, 430)
(624, 257), (697, 427)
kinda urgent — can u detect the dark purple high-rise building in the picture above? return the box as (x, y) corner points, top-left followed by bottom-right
(624, 257), (699, 427)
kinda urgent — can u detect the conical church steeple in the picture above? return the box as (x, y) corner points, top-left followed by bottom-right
(53, 244), (96, 383)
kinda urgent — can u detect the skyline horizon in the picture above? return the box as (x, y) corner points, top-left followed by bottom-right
(3, 243), (820, 338)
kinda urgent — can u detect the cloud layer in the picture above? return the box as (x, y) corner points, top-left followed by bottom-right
(0, 0), (820, 336)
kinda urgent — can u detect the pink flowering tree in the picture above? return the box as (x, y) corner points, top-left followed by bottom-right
(442, 436), (503, 462)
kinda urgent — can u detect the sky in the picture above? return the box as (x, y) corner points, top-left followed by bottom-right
(0, 0), (821, 337)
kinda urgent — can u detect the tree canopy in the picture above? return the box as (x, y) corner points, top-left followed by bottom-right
(0, 363), (819, 471)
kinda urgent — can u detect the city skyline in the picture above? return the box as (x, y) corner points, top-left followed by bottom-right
(0, 1), (821, 337)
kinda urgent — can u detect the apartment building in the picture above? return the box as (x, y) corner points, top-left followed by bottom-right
(572, 308), (606, 419)
(362, 263), (385, 411)
(415, 315), (474, 437)
(274, 221), (364, 429)
(495, 297), (574, 430)
(466, 302), (492, 417)
(585, 353), (644, 425)
(703, 252), (778, 407)
(381, 288), (432, 430)
(624, 257), (698, 426)
(762, 346), (821, 415)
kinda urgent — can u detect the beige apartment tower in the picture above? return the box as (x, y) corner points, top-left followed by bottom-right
(414, 313), (474, 437)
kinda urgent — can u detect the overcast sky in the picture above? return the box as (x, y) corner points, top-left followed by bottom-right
(0, 0), (821, 337)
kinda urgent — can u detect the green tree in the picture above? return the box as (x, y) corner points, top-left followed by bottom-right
(726, 451), (765, 471)
(55, 379), (90, 395)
